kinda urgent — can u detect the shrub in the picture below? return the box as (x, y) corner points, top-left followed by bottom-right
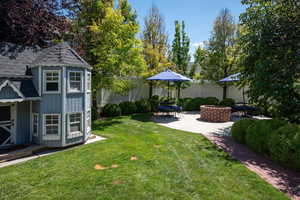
(92, 107), (99, 120)
(204, 97), (219, 105)
(119, 101), (137, 115)
(183, 98), (197, 111)
(219, 98), (235, 107)
(268, 123), (300, 171)
(231, 119), (256, 144)
(102, 104), (121, 117)
(245, 119), (287, 154)
(149, 95), (160, 111)
(135, 99), (151, 113)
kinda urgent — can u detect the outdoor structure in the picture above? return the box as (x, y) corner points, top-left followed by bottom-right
(200, 105), (231, 122)
(0, 42), (92, 148)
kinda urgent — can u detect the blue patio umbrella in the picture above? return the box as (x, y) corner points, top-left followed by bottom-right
(219, 72), (245, 103)
(147, 69), (192, 99)
(219, 73), (241, 82)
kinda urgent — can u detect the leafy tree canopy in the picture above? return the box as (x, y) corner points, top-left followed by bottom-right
(198, 8), (241, 99)
(0, 0), (74, 46)
(240, 0), (300, 122)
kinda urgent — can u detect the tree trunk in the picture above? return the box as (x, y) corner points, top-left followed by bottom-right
(148, 81), (153, 98)
(222, 84), (227, 100)
(177, 82), (182, 99)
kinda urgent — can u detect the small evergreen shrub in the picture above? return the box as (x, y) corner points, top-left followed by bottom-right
(183, 98), (196, 111)
(135, 99), (151, 113)
(231, 119), (256, 144)
(268, 123), (300, 171)
(119, 101), (137, 115)
(149, 95), (160, 111)
(219, 98), (235, 107)
(245, 119), (287, 154)
(102, 104), (121, 117)
(204, 97), (219, 105)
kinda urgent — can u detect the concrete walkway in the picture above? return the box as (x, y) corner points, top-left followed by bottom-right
(154, 112), (300, 200)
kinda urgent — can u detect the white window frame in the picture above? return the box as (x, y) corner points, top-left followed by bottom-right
(86, 72), (91, 93)
(68, 112), (83, 139)
(68, 71), (83, 93)
(43, 70), (61, 94)
(86, 110), (91, 133)
(32, 113), (39, 137)
(43, 114), (61, 140)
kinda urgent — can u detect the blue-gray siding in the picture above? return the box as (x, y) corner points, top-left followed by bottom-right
(0, 86), (21, 99)
(16, 101), (30, 144)
(66, 93), (84, 112)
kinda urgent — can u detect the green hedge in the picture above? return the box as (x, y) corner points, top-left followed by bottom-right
(119, 101), (137, 115)
(219, 98), (235, 107)
(102, 104), (121, 117)
(135, 99), (152, 113)
(232, 118), (300, 171)
(245, 119), (287, 154)
(268, 124), (300, 171)
(231, 119), (256, 144)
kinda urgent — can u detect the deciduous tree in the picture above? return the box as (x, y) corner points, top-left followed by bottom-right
(142, 4), (170, 98)
(200, 8), (240, 99)
(240, 0), (300, 122)
(0, 0), (73, 46)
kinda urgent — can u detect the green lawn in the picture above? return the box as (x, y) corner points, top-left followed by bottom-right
(0, 114), (288, 200)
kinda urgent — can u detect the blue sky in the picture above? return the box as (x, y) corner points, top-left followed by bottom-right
(128, 0), (246, 58)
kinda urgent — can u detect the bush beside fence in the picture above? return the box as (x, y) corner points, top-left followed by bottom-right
(232, 118), (300, 171)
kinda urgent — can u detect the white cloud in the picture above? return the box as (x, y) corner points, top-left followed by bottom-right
(192, 42), (204, 48)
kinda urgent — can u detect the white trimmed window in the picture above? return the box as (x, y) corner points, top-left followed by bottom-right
(44, 70), (60, 93)
(32, 113), (39, 137)
(68, 113), (83, 138)
(44, 114), (60, 140)
(87, 72), (91, 92)
(69, 71), (82, 92)
(87, 110), (91, 132)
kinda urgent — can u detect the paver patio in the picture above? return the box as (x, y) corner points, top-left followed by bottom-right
(154, 112), (300, 200)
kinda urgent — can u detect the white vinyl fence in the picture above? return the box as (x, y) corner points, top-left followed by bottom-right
(97, 79), (248, 107)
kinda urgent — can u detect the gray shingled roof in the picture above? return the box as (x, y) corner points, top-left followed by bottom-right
(0, 43), (40, 78)
(31, 42), (90, 68)
(0, 42), (89, 99)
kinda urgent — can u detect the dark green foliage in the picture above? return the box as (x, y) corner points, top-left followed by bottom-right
(231, 119), (256, 144)
(204, 97), (219, 105)
(185, 97), (206, 111)
(268, 124), (300, 171)
(219, 98), (235, 107)
(102, 104), (121, 117)
(245, 119), (287, 154)
(135, 99), (152, 113)
(149, 95), (160, 111)
(240, 0), (300, 123)
(119, 101), (137, 115)
(92, 107), (99, 120)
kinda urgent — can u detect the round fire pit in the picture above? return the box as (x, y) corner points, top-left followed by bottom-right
(200, 105), (231, 122)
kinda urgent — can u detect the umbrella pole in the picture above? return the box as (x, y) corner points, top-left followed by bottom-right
(167, 81), (170, 100)
(242, 87), (245, 104)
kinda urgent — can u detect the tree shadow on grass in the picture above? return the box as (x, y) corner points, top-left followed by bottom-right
(130, 113), (153, 122)
(92, 117), (123, 131)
